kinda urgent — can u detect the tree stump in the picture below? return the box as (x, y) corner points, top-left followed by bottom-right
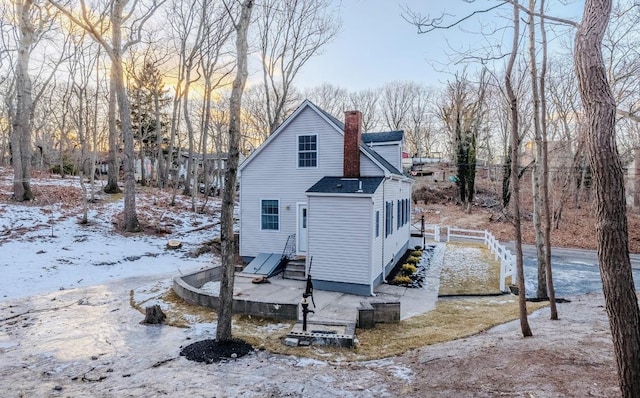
(141, 305), (166, 325)
(166, 240), (182, 250)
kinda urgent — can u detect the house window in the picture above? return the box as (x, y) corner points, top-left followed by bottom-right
(385, 201), (393, 238)
(401, 198), (406, 226)
(405, 198), (410, 225)
(298, 135), (317, 167)
(375, 210), (380, 238)
(261, 199), (279, 230)
(397, 199), (401, 230)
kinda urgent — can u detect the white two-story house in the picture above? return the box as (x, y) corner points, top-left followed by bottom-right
(238, 100), (413, 296)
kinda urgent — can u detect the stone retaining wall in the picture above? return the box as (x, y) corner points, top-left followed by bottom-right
(356, 300), (401, 329)
(173, 268), (298, 321)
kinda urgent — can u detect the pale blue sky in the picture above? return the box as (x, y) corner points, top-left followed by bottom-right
(296, 0), (583, 91)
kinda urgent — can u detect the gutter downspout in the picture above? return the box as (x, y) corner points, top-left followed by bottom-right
(381, 175), (389, 284)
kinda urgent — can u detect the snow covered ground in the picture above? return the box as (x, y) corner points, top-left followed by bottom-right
(0, 174), (221, 301)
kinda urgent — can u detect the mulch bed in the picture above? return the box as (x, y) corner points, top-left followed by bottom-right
(180, 339), (253, 364)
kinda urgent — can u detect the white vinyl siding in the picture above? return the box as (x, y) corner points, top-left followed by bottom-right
(360, 153), (385, 177)
(369, 142), (402, 171)
(380, 178), (412, 273)
(240, 105), (346, 257)
(307, 196), (372, 285)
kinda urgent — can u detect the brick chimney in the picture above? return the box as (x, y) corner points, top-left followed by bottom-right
(343, 110), (362, 178)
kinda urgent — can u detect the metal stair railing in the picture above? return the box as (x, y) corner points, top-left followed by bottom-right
(279, 234), (296, 278)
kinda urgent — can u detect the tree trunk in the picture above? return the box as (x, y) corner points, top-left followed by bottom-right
(77, 87), (88, 224)
(12, 0), (35, 202)
(111, 0), (138, 232)
(154, 88), (165, 189)
(575, 1), (640, 395)
(506, 0), (532, 338)
(104, 72), (121, 194)
(182, 73), (195, 198)
(137, 88), (146, 187)
(527, 0), (547, 300)
(165, 86), (182, 191)
(216, 0), (253, 343)
(539, 0), (557, 319)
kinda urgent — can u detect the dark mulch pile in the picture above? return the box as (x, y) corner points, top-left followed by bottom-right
(180, 339), (253, 364)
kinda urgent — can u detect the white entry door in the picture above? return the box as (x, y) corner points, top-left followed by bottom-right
(297, 203), (308, 254)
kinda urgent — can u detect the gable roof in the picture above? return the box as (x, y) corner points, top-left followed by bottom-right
(307, 176), (384, 195)
(362, 131), (404, 144)
(239, 99), (406, 178)
(239, 99), (342, 172)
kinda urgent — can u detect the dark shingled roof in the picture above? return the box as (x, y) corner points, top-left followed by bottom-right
(362, 131), (404, 143)
(304, 100), (405, 176)
(307, 176), (384, 194)
(313, 102), (345, 129)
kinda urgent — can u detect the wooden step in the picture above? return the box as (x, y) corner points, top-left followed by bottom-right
(283, 261), (306, 280)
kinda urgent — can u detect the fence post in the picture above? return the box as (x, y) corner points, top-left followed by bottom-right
(500, 258), (506, 292)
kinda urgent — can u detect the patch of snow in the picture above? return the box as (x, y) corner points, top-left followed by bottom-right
(200, 281), (221, 293)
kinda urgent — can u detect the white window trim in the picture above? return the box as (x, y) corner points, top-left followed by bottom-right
(296, 133), (318, 169)
(260, 198), (280, 231)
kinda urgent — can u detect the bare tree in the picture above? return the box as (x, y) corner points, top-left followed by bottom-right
(438, 72), (487, 213)
(256, 0), (340, 134)
(216, 0), (253, 343)
(242, 85), (272, 143)
(348, 88), (380, 132)
(198, 6), (234, 202)
(505, 0), (531, 338)
(575, 0), (640, 394)
(405, 85), (435, 158)
(11, 0), (44, 201)
(50, 0), (165, 232)
(303, 83), (348, 117)
(380, 81), (417, 131)
(538, 0), (557, 319)
(526, 0), (548, 301)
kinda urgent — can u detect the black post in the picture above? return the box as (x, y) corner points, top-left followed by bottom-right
(301, 299), (309, 332)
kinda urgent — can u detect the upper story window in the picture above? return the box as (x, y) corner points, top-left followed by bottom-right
(298, 134), (317, 167)
(261, 199), (279, 231)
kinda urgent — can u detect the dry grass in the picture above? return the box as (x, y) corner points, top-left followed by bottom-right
(438, 242), (503, 296)
(134, 289), (547, 362)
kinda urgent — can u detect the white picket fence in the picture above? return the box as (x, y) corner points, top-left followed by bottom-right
(417, 224), (516, 292)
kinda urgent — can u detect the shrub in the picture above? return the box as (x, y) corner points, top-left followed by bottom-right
(402, 263), (417, 275)
(414, 245), (422, 251)
(411, 250), (423, 257)
(50, 161), (78, 176)
(392, 275), (412, 285)
(406, 256), (420, 265)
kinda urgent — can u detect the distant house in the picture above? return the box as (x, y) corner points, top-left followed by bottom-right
(238, 100), (413, 296)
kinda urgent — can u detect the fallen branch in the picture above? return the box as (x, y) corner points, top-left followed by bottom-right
(184, 221), (220, 234)
(0, 299), (81, 323)
(151, 357), (177, 368)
